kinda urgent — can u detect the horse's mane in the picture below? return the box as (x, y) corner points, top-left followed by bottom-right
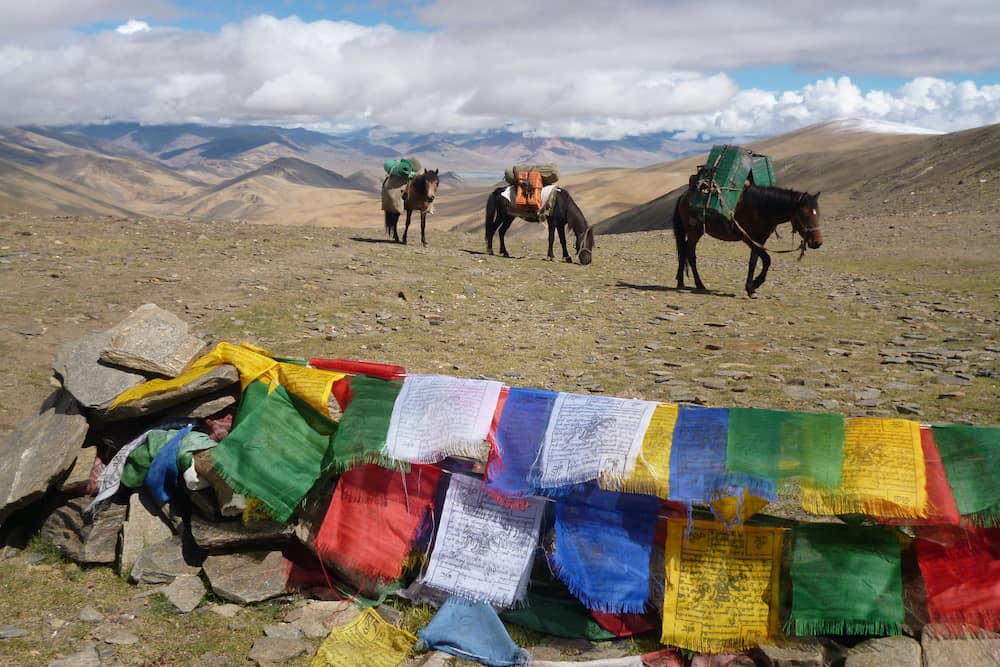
(556, 188), (588, 232)
(742, 185), (815, 216)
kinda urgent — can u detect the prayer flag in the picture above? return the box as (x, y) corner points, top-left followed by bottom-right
(144, 424), (194, 503)
(603, 403), (678, 498)
(789, 524), (904, 636)
(801, 417), (927, 519)
(916, 528), (1000, 630)
(211, 385), (335, 522)
(314, 463), (442, 586)
(331, 375), (403, 472)
(549, 484), (660, 614)
(727, 408), (844, 488)
(501, 592), (617, 640)
(484, 387), (556, 503)
(423, 473), (544, 608)
(668, 406), (774, 519)
(879, 427), (960, 526)
(932, 423), (1000, 525)
(383, 374), (502, 463)
(416, 596), (529, 666)
(531, 393), (657, 491)
(311, 607), (415, 667)
(661, 518), (784, 653)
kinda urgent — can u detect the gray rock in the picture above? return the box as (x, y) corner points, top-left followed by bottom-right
(78, 605), (104, 622)
(162, 574), (206, 613)
(98, 365), (239, 422)
(202, 550), (289, 604)
(404, 652), (455, 667)
(263, 623), (304, 640)
(118, 491), (176, 577)
(0, 389), (89, 524)
(164, 392), (238, 419)
(129, 535), (202, 585)
(246, 637), (311, 665)
(937, 374), (974, 386)
(846, 636), (921, 666)
(754, 637), (826, 666)
(784, 385), (820, 401)
(48, 643), (101, 667)
(102, 628), (140, 645)
(0, 625), (28, 638)
(99, 303), (208, 377)
(189, 514), (294, 553)
(39, 497), (127, 564)
(283, 600), (361, 638)
(54, 331), (147, 411)
(921, 625), (1000, 666)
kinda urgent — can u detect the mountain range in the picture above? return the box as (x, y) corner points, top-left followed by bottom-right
(1, 119), (997, 238)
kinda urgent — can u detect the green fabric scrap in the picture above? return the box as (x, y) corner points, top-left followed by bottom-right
(120, 429), (179, 488)
(932, 424), (1000, 524)
(728, 408), (844, 489)
(211, 384), (335, 522)
(330, 375), (404, 472)
(501, 592), (616, 640)
(789, 524), (904, 637)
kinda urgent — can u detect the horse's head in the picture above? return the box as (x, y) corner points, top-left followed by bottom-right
(575, 225), (595, 265)
(424, 168), (439, 203)
(792, 191), (823, 249)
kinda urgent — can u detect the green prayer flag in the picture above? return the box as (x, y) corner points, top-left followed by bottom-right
(212, 385), (335, 522)
(501, 593), (616, 641)
(176, 431), (217, 472)
(330, 375), (403, 472)
(728, 408), (844, 488)
(789, 525), (904, 637)
(121, 429), (179, 488)
(932, 424), (1000, 524)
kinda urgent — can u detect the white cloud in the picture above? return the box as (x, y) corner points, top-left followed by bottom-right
(0, 7), (998, 138)
(116, 19), (151, 35)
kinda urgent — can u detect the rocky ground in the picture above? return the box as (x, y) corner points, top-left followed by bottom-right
(1, 207), (998, 666)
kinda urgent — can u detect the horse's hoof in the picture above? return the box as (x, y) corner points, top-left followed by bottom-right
(501, 252), (511, 259)
(421, 242), (427, 247)
(564, 256), (573, 264)
(545, 256), (554, 262)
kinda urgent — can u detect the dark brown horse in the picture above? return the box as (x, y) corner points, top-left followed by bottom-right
(484, 186), (595, 265)
(385, 169), (439, 246)
(672, 185), (823, 296)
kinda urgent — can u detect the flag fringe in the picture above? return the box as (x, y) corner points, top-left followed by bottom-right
(785, 616), (902, 637)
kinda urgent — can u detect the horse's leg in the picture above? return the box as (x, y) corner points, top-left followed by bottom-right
(686, 230), (707, 291)
(498, 216), (514, 258)
(557, 223), (572, 263)
(672, 200), (688, 288)
(745, 248), (761, 297)
(485, 192), (497, 255)
(546, 222), (557, 261)
(402, 209), (412, 245)
(420, 211), (427, 247)
(750, 248), (771, 294)
(386, 212), (400, 242)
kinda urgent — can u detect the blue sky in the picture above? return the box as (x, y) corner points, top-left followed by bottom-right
(1, 1), (998, 138)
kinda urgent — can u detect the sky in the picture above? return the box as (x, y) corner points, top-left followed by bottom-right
(1, 0), (999, 140)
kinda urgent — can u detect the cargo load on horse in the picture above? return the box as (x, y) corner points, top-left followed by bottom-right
(501, 164), (561, 218)
(688, 145), (776, 230)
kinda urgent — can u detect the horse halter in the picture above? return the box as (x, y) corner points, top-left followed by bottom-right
(791, 194), (820, 237)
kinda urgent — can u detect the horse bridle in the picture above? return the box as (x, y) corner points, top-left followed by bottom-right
(791, 194), (820, 237)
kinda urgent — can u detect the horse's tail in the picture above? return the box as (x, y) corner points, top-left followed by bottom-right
(385, 210), (391, 236)
(672, 198), (687, 268)
(485, 187), (501, 240)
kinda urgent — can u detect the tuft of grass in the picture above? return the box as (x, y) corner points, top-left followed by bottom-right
(26, 535), (65, 565)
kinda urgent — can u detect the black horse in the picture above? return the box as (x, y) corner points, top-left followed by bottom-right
(484, 186), (595, 264)
(673, 185), (823, 296)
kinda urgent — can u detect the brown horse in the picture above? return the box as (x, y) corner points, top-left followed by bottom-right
(484, 186), (595, 265)
(385, 169), (439, 246)
(672, 185), (823, 296)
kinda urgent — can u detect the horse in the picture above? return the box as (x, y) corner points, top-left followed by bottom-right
(484, 186), (595, 265)
(672, 185), (823, 296)
(385, 169), (439, 246)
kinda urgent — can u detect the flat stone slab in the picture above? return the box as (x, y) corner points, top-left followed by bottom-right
(846, 636), (921, 666)
(129, 535), (202, 585)
(118, 491), (176, 576)
(100, 303), (208, 377)
(40, 496), (127, 564)
(0, 389), (89, 524)
(99, 365), (239, 422)
(162, 574), (206, 613)
(189, 514), (294, 553)
(203, 550), (289, 604)
(54, 331), (147, 411)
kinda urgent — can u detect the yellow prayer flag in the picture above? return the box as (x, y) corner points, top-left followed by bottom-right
(601, 402), (677, 497)
(662, 518), (784, 653)
(277, 362), (345, 418)
(110, 363), (221, 408)
(801, 417), (927, 519)
(311, 607), (416, 667)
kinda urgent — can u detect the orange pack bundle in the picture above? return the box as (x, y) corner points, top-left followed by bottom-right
(514, 169), (544, 209)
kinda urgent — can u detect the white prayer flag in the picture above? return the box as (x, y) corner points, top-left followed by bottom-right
(531, 393), (657, 489)
(383, 375), (503, 463)
(422, 473), (544, 608)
